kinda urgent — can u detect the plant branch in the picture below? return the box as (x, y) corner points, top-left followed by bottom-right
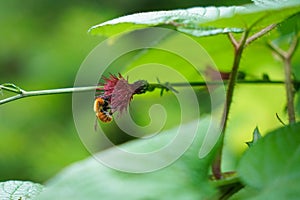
(174, 80), (289, 86)
(211, 19), (294, 179)
(268, 35), (299, 124)
(246, 24), (277, 46)
(1, 80), (298, 105)
(267, 42), (287, 58)
(0, 86), (99, 105)
(228, 33), (239, 49)
(287, 35), (299, 58)
(211, 31), (249, 180)
(284, 57), (296, 124)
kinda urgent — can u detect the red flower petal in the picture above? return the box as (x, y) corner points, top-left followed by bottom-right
(98, 74), (148, 114)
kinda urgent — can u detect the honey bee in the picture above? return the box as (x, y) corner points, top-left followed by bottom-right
(94, 97), (113, 123)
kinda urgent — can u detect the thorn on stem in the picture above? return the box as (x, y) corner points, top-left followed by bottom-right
(156, 78), (179, 96)
(262, 73), (270, 81)
(276, 113), (286, 126)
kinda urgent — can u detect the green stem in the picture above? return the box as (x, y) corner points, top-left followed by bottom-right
(212, 31), (249, 179)
(170, 80), (288, 86)
(0, 86), (98, 105)
(210, 23), (278, 180)
(268, 35), (299, 124)
(1, 79), (298, 105)
(245, 24), (277, 46)
(222, 34), (248, 129)
(284, 57), (296, 123)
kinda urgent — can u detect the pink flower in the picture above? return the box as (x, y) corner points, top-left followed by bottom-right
(96, 74), (148, 114)
(102, 74), (122, 97)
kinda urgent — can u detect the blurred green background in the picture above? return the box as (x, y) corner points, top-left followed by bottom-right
(2, 0), (282, 184)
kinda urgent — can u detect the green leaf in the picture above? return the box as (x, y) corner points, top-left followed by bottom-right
(0, 83), (23, 94)
(37, 119), (219, 199)
(237, 123), (300, 199)
(89, 2), (300, 37)
(276, 13), (300, 36)
(0, 180), (43, 200)
(211, 175), (244, 200)
(89, 6), (246, 37)
(229, 186), (260, 200)
(177, 26), (243, 37)
(245, 127), (262, 147)
(268, 13), (300, 54)
(252, 0), (298, 7)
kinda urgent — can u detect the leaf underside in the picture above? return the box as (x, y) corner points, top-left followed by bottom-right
(0, 180), (43, 200)
(89, 1), (300, 37)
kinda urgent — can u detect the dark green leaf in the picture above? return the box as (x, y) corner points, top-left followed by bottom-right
(0, 181), (43, 200)
(245, 127), (262, 147)
(211, 175), (244, 200)
(229, 186), (259, 200)
(270, 13), (300, 53)
(237, 123), (300, 199)
(37, 119), (219, 200)
(277, 13), (300, 36)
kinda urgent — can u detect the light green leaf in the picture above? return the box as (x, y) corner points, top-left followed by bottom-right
(37, 119), (219, 200)
(0, 181), (43, 200)
(89, 2), (300, 37)
(245, 127), (262, 147)
(237, 123), (300, 199)
(177, 26), (243, 37)
(252, 0), (296, 7)
(89, 6), (246, 37)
